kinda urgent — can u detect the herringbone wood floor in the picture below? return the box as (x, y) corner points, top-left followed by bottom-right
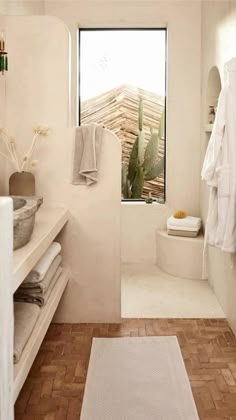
(15, 319), (236, 420)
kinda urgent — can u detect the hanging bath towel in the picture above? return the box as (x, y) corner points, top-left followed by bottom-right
(72, 124), (104, 185)
(201, 57), (236, 254)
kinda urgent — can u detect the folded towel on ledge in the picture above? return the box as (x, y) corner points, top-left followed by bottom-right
(23, 242), (61, 284)
(19, 255), (62, 293)
(14, 302), (40, 363)
(15, 266), (63, 307)
(167, 225), (200, 232)
(167, 229), (199, 238)
(72, 124), (103, 185)
(167, 216), (201, 231)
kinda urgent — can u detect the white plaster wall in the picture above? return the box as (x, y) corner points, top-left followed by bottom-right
(0, 0), (45, 15)
(0, 1), (6, 14)
(5, 16), (121, 323)
(0, 12), (6, 194)
(45, 0), (202, 264)
(5, 16), (70, 131)
(201, 0), (236, 334)
(121, 202), (170, 264)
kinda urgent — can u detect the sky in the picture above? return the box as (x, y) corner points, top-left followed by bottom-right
(80, 29), (166, 101)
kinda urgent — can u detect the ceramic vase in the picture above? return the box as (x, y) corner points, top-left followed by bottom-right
(9, 172), (35, 196)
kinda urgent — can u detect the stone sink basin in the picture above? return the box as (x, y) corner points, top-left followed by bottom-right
(12, 196), (43, 250)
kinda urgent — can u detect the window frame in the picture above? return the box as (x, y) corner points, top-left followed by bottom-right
(78, 27), (167, 203)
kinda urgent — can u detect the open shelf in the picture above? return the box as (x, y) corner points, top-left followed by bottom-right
(13, 269), (69, 402)
(13, 207), (69, 293)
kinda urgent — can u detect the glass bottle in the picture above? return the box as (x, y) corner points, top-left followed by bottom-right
(208, 106), (215, 124)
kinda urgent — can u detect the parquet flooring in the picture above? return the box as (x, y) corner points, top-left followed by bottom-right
(15, 318), (236, 420)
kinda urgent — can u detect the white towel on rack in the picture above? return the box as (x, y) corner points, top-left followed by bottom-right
(72, 124), (103, 185)
(23, 242), (61, 284)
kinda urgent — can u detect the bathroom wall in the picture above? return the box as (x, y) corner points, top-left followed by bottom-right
(5, 16), (121, 323)
(0, 1), (6, 13)
(0, 0), (45, 15)
(0, 0), (45, 195)
(201, 0), (236, 334)
(0, 11), (6, 194)
(45, 0), (202, 264)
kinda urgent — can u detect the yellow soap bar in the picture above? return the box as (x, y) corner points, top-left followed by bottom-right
(173, 210), (187, 219)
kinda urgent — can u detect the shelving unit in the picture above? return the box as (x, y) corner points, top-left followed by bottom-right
(13, 269), (69, 402)
(12, 206), (70, 401)
(0, 203), (70, 416)
(0, 198), (14, 420)
(13, 207), (70, 293)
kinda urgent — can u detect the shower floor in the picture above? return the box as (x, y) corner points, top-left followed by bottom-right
(121, 263), (225, 318)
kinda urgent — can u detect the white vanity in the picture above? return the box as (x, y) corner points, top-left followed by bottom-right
(0, 198), (70, 419)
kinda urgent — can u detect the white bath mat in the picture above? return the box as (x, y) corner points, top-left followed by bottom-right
(81, 336), (199, 420)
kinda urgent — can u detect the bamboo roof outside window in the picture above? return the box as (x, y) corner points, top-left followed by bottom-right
(81, 85), (165, 200)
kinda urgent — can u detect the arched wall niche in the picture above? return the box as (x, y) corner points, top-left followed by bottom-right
(206, 66), (222, 126)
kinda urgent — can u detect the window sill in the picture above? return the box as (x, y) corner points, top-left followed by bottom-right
(121, 200), (164, 206)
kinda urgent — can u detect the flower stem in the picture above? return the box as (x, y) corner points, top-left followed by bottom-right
(0, 130), (19, 170)
(26, 131), (39, 163)
(0, 150), (15, 164)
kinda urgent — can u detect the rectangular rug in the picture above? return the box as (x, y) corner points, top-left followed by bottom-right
(81, 336), (199, 420)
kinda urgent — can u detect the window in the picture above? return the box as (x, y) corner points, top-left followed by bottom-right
(79, 28), (166, 202)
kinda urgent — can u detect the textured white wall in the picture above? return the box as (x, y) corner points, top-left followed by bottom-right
(121, 202), (170, 264)
(0, 1), (6, 14)
(0, 0), (45, 194)
(201, 0), (236, 334)
(5, 16), (121, 323)
(0, 0), (45, 15)
(0, 12), (6, 194)
(44, 0), (202, 263)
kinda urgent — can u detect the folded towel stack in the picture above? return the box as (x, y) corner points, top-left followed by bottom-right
(14, 242), (63, 307)
(167, 216), (201, 237)
(14, 302), (40, 363)
(13, 242), (64, 364)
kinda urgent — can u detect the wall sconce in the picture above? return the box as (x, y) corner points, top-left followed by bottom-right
(0, 32), (8, 75)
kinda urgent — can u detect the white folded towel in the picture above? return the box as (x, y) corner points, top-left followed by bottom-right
(16, 255), (62, 293)
(167, 216), (201, 231)
(72, 124), (103, 185)
(14, 302), (40, 363)
(167, 229), (199, 237)
(23, 242), (61, 284)
(15, 266), (63, 307)
(167, 226), (200, 232)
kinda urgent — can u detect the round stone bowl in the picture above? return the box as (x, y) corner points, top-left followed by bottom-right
(12, 196), (43, 250)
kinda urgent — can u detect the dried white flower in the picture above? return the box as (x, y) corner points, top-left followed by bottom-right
(34, 125), (50, 136)
(0, 125), (50, 172)
(31, 160), (38, 167)
(40, 127), (50, 136)
(8, 136), (15, 144)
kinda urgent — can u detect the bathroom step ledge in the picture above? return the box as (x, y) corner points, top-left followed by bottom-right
(13, 269), (69, 402)
(156, 229), (204, 280)
(13, 207), (69, 293)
